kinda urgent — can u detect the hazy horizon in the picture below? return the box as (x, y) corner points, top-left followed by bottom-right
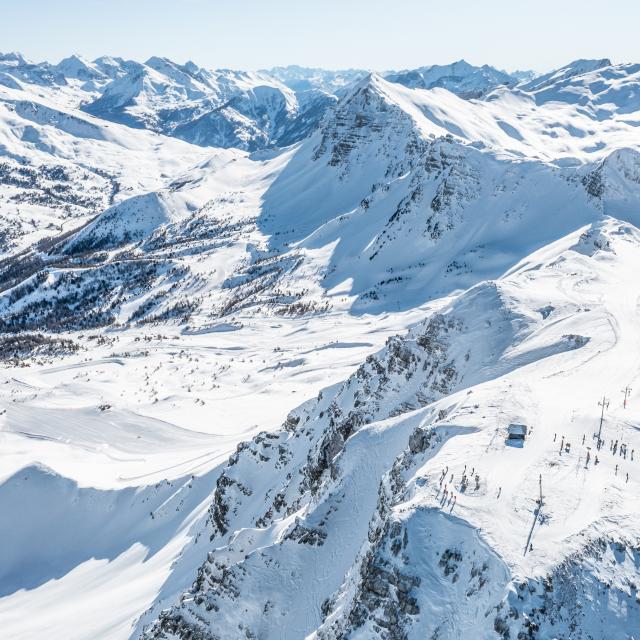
(3, 0), (639, 73)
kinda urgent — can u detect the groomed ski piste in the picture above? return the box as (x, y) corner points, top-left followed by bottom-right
(0, 53), (639, 639)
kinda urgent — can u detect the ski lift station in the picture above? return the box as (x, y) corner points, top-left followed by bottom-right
(507, 423), (528, 441)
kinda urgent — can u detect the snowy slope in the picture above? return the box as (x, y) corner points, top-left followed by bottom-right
(0, 79), (214, 256)
(138, 219), (640, 640)
(1, 53), (640, 640)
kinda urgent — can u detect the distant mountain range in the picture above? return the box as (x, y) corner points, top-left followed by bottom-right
(0, 53), (537, 151)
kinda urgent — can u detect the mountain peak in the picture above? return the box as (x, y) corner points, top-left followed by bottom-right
(521, 57), (613, 93)
(0, 51), (28, 66)
(385, 60), (516, 97)
(56, 54), (101, 78)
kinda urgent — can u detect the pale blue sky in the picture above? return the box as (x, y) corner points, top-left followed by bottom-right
(3, 0), (638, 72)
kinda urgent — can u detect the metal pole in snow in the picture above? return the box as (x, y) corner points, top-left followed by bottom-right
(597, 396), (609, 444)
(539, 474), (542, 505)
(622, 386), (632, 409)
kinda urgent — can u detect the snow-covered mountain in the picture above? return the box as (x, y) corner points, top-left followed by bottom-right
(0, 53), (335, 151)
(137, 218), (638, 640)
(1, 53), (640, 640)
(0, 55), (536, 153)
(5, 68), (639, 331)
(264, 65), (367, 94)
(80, 59), (304, 150)
(385, 59), (518, 98)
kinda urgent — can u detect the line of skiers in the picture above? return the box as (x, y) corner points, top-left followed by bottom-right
(554, 432), (633, 481)
(436, 463), (487, 512)
(610, 439), (633, 460)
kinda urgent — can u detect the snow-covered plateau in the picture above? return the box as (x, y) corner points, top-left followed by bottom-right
(1, 53), (640, 640)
